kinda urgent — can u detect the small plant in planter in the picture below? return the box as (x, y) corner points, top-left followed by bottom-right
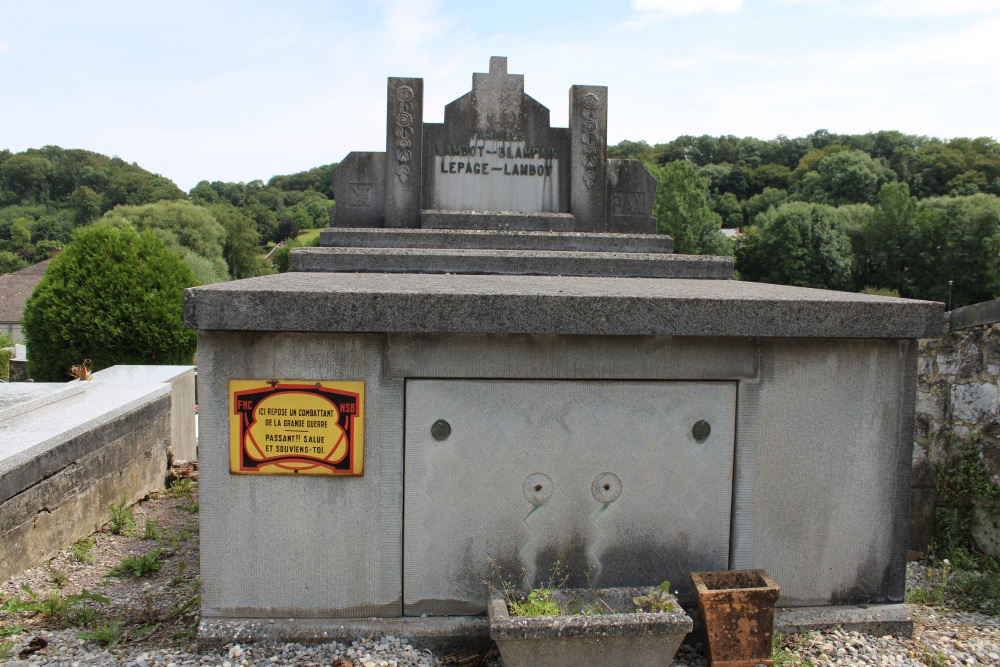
(488, 578), (693, 667)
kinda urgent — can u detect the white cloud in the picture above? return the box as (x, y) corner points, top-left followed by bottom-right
(632, 0), (743, 16)
(862, 0), (1000, 17)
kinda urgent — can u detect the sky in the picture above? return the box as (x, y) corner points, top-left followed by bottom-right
(2, 0), (999, 193)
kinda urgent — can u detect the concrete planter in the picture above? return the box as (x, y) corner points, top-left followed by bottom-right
(691, 569), (780, 667)
(487, 587), (693, 667)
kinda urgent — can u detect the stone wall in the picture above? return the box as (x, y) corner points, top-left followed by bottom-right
(914, 299), (1000, 557)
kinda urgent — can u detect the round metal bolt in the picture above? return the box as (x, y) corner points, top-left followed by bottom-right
(522, 473), (553, 504)
(692, 420), (711, 442)
(431, 419), (451, 441)
(592, 472), (622, 503)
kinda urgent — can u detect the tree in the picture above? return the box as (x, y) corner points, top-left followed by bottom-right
(651, 161), (731, 256)
(21, 223), (198, 382)
(908, 194), (1000, 307)
(855, 183), (920, 294)
(734, 202), (854, 290)
(100, 201), (228, 283)
(0, 250), (27, 273)
(68, 185), (103, 225)
(206, 201), (273, 279)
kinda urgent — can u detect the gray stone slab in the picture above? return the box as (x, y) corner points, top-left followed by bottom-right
(606, 159), (657, 234)
(184, 273), (944, 339)
(196, 332), (402, 619)
(775, 603), (913, 637)
(1, 406), (169, 580)
(0, 382), (86, 421)
(569, 85), (608, 232)
(330, 152), (386, 228)
(197, 616), (491, 655)
(421, 210), (573, 231)
(196, 604), (911, 652)
(318, 228), (674, 253)
(949, 297), (1000, 331)
(92, 365), (198, 462)
(289, 247), (732, 279)
(751, 340), (914, 606)
(0, 383), (170, 503)
(404, 380), (735, 614)
(91, 364), (194, 384)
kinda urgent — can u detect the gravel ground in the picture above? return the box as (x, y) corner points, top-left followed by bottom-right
(1, 478), (998, 666)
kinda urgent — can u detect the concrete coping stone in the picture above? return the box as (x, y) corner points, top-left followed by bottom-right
(91, 365), (196, 384)
(421, 209), (574, 232)
(318, 227), (675, 254)
(0, 382), (88, 422)
(289, 247), (731, 280)
(0, 382), (170, 503)
(195, 603), (911, 651)
(948, 298), (1000, 331)
(184, 272), (944, 339)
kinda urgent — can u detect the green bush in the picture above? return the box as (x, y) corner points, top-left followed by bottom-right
(21, 223), (197, 381)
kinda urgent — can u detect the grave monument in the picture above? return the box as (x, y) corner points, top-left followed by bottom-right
(186, 58), (943, 648)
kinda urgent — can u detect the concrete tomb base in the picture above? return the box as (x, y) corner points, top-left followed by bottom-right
(187, 57), (941, 647)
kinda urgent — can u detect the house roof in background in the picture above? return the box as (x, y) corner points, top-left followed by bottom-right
(0, 260), (51, 323)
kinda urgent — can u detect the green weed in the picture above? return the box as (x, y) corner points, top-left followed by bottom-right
(109, 549), (164, 577)
(0, 640), (13, 660)
(143, 517), (162, 540)
(71, 535), (95, 564)
(632, 581), (676, 613)
(1, 588), (109, 619)
(177, 501), (199, 513)
(107, 494), (135, 535)
(48, 564), (69, 588)
(508, 588), (560, 616)
(0, 625), (23, 638)
(78, 617), (125, 648)
(166, 478), (197, 498)
(171, 561), (187, 586)
(772, 632), (811, 667)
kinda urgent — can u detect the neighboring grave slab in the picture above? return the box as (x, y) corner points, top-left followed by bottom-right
(607, 159), (657, 234)
(331, 152), (386, 228)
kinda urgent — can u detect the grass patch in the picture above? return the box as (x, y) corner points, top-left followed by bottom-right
(108, 549), (165, 577)
(78, 617), (125, 648)
(166, 478), (197, 498)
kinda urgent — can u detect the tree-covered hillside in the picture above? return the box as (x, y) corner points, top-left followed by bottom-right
(0, 146), (335, 280)
(6, 130), (1000, 308)
(611, 130), (1000, 307)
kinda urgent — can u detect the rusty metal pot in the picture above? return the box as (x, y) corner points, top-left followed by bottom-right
(690, 569), (780, 667)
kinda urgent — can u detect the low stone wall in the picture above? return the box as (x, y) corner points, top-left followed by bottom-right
(914, 299), (1000, 557)
(0, 379), (179, 581)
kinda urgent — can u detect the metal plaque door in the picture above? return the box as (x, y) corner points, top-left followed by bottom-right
(403, 379), (736, 615)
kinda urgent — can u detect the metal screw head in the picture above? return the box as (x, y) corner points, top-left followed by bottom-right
(692, 420), (711, 442)
(522, 473), (553, 504)
(592, 472), (622, 503)
(431, 419), (451, 441)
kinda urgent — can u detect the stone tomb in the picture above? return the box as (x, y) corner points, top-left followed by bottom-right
(331, 56), (656, 234)
(187, 58), (943, 649)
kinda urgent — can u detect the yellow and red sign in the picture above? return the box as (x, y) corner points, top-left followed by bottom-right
(229, 380), (364, 476)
